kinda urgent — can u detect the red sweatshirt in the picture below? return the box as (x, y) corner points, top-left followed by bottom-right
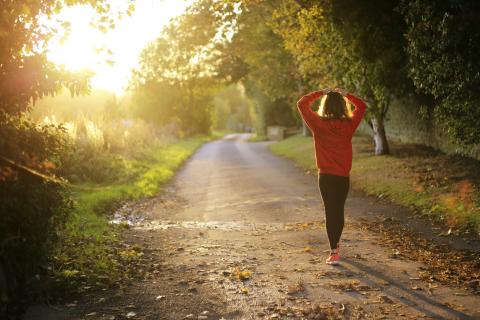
(297, 91), (367, 177)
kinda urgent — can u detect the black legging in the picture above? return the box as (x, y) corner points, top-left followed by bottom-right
(318, 173), (350, 250)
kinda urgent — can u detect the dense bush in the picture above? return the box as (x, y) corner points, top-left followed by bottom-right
(399, 0), (480, 145)
(0, 111), (72, 316)
(60, 140), (131, 184)
(54, 118), (175, 184)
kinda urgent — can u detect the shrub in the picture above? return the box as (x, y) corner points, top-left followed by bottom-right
(0, 111), (72, 316)
(399, 0), (480, 145)
(51, 117), (176, 184)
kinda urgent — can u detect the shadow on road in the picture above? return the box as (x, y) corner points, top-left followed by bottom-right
(341, 258), (475, 320)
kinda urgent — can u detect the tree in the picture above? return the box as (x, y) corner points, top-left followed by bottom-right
(213, 84), (252, 132)
(140, 0), (303, 135)
(215, 0), (303, 134)
(0, 0), (133, 114)
(398, 0), (480, 146)
(271, 0), (410, 154)
(130, 1), (223, 135)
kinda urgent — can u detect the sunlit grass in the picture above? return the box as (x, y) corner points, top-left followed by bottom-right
(269, 134), (316, 170)
(269, 134), (480, 233)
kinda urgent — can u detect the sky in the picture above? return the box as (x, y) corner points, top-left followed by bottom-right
(46, 0), (193, 95)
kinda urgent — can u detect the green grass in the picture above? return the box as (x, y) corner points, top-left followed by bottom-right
(269, 133), (480, 234)
(247, 134), (268, 142)
(211, 129), (233, 139)
(50, 136), (210, 292)
(71, 138), (209, 216)
(269, 134), (316, 170)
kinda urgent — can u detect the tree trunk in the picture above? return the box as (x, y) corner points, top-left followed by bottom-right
(371, 116), (389, 155)
(302, 120), (312, 137)
(0, 263), (7, 306)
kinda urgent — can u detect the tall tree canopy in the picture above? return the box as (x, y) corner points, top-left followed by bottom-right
(130, 0), (230, 135)
(271, 0), (410, 154)
(227, 0), (302, 132)
(0, 0), (133, 113)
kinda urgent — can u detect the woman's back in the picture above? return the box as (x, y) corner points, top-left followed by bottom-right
(297, 90), (366, 177)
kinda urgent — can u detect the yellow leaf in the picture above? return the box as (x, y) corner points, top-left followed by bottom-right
(233, 267), (252, 281)
(21, 4), (30, 15)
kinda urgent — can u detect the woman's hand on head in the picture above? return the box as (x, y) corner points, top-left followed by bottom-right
(298, 90), (324, 106)
(321, 88), (333, 94)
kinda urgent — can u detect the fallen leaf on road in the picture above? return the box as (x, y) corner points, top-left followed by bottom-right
(389, 249), (401, 259)
(233, 267), (252, 281)
(287, 280), (305, 295)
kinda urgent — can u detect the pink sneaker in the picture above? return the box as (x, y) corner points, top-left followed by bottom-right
(326, 248), (340, 265)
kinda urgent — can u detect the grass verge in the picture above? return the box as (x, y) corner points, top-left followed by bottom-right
(247, 134), (268, 142)
(269, 134), (480, 234)
(49, 136), (210, 296)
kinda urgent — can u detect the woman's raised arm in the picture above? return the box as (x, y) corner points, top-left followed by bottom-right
(345, 93), (367, 130)
(296, 90), (326, 130)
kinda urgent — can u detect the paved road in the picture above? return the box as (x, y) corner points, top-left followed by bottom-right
(55, 133), (480, 320)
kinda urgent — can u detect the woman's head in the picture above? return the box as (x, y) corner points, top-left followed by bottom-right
(318, 92), (352, 120)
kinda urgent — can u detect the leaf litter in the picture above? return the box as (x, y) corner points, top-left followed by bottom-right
(361, 218), (480, 294)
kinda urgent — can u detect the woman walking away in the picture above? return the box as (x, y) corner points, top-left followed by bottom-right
(297, 88), (366, 265)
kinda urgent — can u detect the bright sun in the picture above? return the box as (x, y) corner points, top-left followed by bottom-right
(46, 0), (193, 95)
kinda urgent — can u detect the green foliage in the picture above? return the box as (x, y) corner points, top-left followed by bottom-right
(234, 2), (300, 102)
(0, 111), (71, 314)
(213, 84), (252, 131)
(272, 0), (409, 118)
(398, 0), (480, 145)
(60, 144), (131, 184)
(73, 139), (202, 214)
(130, 0), (227, 136)
(268, 0), (412, 154)
(269, 134), (316, 171)
(247, 134), (268, 142)
(221, 0), (302, 129)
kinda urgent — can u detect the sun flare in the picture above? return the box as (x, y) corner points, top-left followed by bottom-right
(45, 0), (193, 95)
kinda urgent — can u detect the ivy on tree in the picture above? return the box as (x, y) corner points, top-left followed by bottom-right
(399, 0), (480, 146)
